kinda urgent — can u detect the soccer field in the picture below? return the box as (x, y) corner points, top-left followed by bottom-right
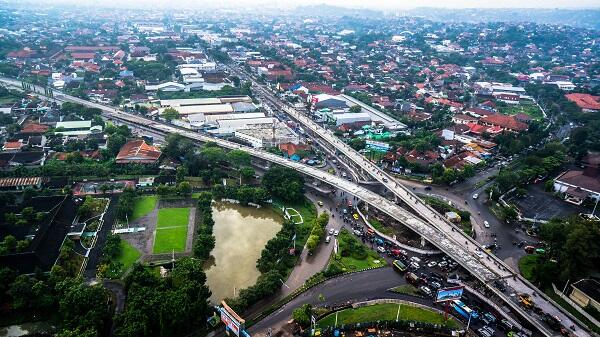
(153, 208), (190, 253)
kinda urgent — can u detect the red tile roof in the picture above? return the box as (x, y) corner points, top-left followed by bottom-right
(115, 139), (161, 164)
(481, 114), (528, 132)
(21, 123), (49, 134)
(565, 93), (600, 111)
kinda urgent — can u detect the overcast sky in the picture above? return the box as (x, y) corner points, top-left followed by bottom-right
(21, 0), (600, 9)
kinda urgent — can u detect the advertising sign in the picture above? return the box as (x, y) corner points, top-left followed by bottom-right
(220, 301), (245, 336)
(435, 286), (464, 302)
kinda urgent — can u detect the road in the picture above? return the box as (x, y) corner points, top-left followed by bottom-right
(1, 76), (590, 337)
(229, 69), (589, 337)
(249, 268), (428, 335)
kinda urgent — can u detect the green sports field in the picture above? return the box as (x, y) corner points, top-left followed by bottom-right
(153, 208), (190, 253)
(131, 196), (157, 221)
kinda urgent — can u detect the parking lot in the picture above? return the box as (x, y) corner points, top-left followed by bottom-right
(513, 183), (587, 220)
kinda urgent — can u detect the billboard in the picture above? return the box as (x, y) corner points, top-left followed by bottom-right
(220, 301), (245, 337)
(435, 286), (464, 302)
(365, 140), (390, 152)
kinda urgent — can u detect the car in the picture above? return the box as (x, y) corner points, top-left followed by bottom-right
(382, 178), (388, 183)
(419, 286), (433, 297)
(427, 261), (437, 268)
(318, 201), (324, 206)
(438, 261), (448, 268)
(472, 193), (479, 199)
(329, 228), (334, 235)
(424, 186), (432, 191)
(352, 214), (359, 220)
(410, 262), (420, 270)
(484, 221), (490, 228)
(353, 229), (362, 236)
(429, 281), (442, 290)
(343, 209), (348, 214)
(325, 236), (331, 243)
(334, 230), (339, 236)
(377, 246), (386, 253)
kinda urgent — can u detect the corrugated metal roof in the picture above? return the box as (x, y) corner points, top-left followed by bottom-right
(0, 176), (41, 187)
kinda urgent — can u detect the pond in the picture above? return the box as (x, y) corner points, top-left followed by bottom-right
(205, 202), (283, 303)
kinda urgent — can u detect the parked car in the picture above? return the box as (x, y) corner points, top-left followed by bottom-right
(329, 228), (334, 235)
(427, 261), (437, 268)
(484, 221), (490, 228)
(472, 193), (479, 199)
(325, 236), (331, 243)
(419, 286), (433, 297)
(377, 246), (386, 253)
(334, 230), (339, 236)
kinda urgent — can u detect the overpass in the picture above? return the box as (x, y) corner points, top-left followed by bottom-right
(0, 77), (591, 337)
(223, 68), (594, 337)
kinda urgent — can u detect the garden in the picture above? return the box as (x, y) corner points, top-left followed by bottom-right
(328, 229), (386, 272)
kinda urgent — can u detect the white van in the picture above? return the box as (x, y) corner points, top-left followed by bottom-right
(410, 256), (421, 264)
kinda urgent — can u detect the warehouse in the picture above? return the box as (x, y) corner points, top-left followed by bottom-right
(208, 117), (275, 136)
(329, 112), (371, 126)
(158, 104), (234, 116)
(235, 123), (298, 148)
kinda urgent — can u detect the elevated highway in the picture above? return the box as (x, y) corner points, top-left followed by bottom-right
(0, 77), (591, 337)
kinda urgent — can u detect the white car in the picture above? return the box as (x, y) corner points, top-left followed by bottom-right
(484, 221), (490, 228)
(427, 261), (437, 268)
(472, 193), (479, 199)
(377, 246), (386, 253)
(325, 236), (331, 243)
(329, 228), (334, 235)
(334, 230), (339, 236)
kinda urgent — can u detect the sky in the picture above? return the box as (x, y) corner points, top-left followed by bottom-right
(19, 0), (600, 9)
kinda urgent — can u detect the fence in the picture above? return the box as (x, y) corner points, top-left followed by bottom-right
(551, 284), (600, 328)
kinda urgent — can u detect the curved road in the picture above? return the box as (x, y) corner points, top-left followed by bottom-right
(1, 77), (589, 337)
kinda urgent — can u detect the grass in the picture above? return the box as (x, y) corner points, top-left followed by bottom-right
(131, 196), (157, 221)
(116, 240), (141, 270)
(369, 218), (394, 236)
(317, 303), (459, 328)
(157, 207), (190, 228)
(273, 197), (317, 247)
(390, 284), (423, 297)
(329, 229), (387, 271)
(498, 102), (544, 121)
(518, 254), (540, 281)
(153, 227), (188, 253)
(153, 208), (190, 253)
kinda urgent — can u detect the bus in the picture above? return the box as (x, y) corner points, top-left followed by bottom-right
(393, 260), (407, 272)
(451, 300), (479, 321)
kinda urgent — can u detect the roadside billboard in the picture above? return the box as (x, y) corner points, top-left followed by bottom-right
(435, 286), (464, 302)
(220, 301), (245, 336)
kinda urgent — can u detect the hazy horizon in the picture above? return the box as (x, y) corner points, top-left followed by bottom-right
(5, 0), (600, 10)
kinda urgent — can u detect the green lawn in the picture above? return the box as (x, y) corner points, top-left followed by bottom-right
(329, 229), (386, 272)
(117, 240), (141, 270)
(518, 254), (540, 281)
(131, 196), (157, 221)
(318, 303), (458, 328)
(390, 284), (423, 297)
(153, 227), (188, 253)
(498, 103), (544, 121)
(153, 208), (190, 253)
(369, 218), (393, 236)
(156, 207), (190, 228)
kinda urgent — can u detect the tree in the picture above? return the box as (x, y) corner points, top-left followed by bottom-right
(349, 105), (362, 113)
(176, 166), (188, 183)
(240, 167), (255, 183)
(262, 166), (305, 203)
(292, 304), (312, 326)
(57, 278), (111, 333)
(176, 181), (192, 196)
(226, 149), (251, 168)
(161, 107), (180, 122)
(349, 138), (366, 151)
